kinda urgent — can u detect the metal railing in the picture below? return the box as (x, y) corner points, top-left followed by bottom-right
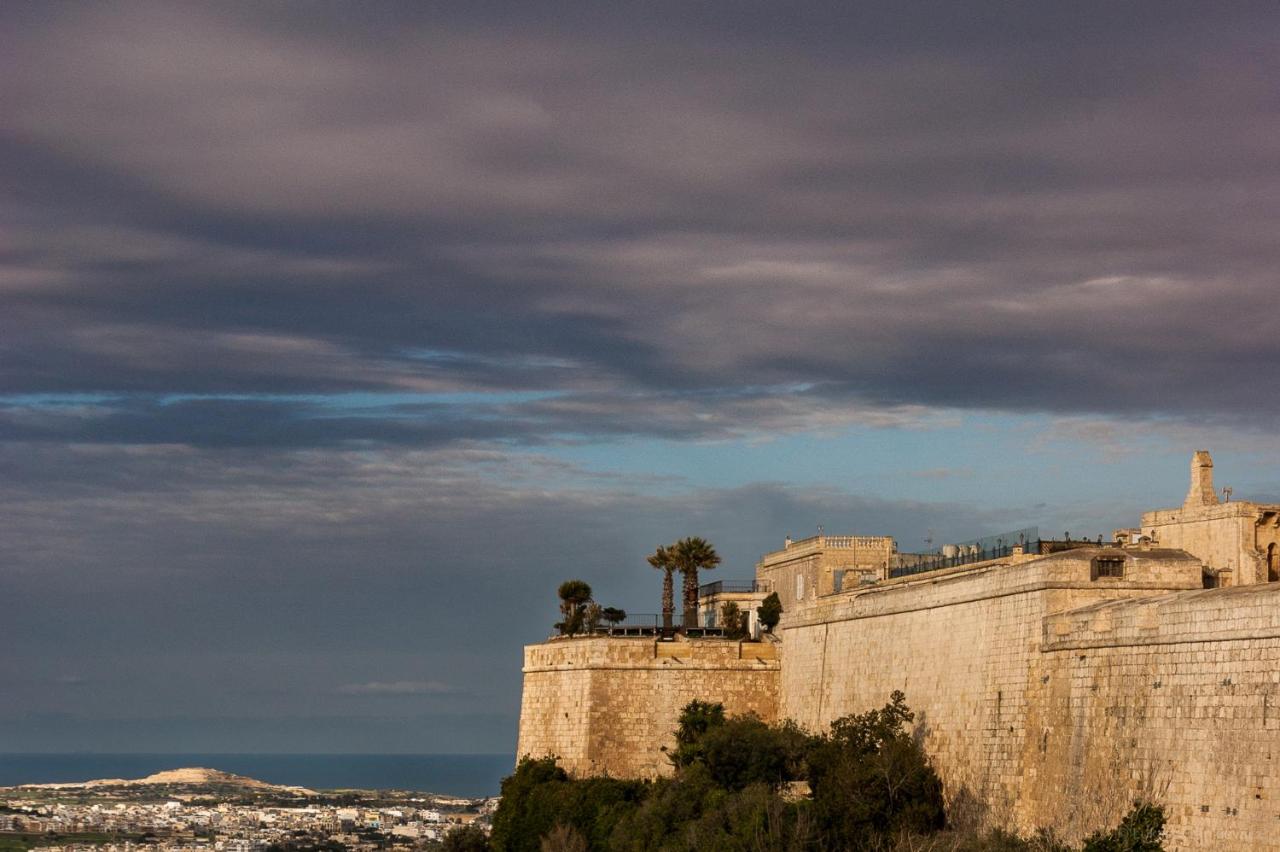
(890, 527), (1040, 579)
(698, 580), (772, 597)
(564, 613), (727, 638)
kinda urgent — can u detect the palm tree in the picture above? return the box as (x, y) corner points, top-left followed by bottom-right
(647, 545), (676, 636)
(674, 536), (720, 628)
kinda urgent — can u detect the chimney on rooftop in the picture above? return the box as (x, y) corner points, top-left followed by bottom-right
(1184, 450), (1219, 510)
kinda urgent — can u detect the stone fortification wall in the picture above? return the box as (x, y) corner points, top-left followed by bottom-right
(778, 548), (1216, 844)
(1035, 583), (1280, 849)
(517, 636), (780, 778)
(515, 545), (1280, 848)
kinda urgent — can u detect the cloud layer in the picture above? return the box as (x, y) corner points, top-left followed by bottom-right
(4, 1), (1278, 442)
(3, 1), (1278, 753)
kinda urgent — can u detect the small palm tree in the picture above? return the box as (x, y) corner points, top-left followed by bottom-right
(647, 545), (677, 636)
(674, 536), (720, 628)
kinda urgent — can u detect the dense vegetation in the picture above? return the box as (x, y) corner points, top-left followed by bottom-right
(487, 693), (1165, 852)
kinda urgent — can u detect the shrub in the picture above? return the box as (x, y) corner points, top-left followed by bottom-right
(680, 781), (811, 852)
(720, 601), (749, 640)
(669, 700), (727, 769)
(607, 767), (716, 852)
(489, 757), (646, 852)
(495, 694), (988, 851)
(757, 592), (782, 633)
(442, 823), (490, 852)
(806, 690), (945, 846)
(490, 757), (567, 852)
(1081, 802), (1165, 852)
(692, 714), (794, 791)
(539, 823), (587, 852)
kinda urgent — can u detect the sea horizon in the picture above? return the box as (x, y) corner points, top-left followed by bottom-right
(0, 753), (515, 799)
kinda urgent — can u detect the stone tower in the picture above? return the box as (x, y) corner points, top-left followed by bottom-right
(1183, 450), (1219, 511)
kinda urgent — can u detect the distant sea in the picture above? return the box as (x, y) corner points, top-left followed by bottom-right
(0, 754), (514, 798)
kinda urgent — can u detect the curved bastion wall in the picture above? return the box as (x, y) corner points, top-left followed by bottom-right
(516, 636), (780, 779)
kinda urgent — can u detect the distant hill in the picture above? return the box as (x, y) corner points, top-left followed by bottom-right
(10, 767), (316, 795)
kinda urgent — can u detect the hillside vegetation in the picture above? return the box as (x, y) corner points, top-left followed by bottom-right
(483, 693), (1164, 852)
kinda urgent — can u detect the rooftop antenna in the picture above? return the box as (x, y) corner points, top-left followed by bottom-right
(817, 524), (824, 536)
(1222, 486), (1233, 503)
(924, 529), (934, 551)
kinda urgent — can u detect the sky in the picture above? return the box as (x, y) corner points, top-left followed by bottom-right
(2, 1), (1279, 755)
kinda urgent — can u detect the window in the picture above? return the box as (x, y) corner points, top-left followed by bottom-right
(795, 574), (805, 601)
(1091, 556), (1125, 580)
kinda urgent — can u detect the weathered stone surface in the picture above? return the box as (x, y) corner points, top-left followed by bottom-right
(516, 636), (779, 778)
(779, 548), (1277, 849)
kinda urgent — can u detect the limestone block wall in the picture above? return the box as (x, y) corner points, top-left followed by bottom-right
(756, 545), (820, 611)
(517, 636), (780, 778)
(1142, 502), (1280, 585)
(778, 548), (1205, 842)
(516, 545), (1280, 847)
(1034, 583), (1280, 850)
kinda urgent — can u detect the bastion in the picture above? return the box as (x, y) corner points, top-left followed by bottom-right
(516, 635), (779, 778)
(515, 452), (1280, 849)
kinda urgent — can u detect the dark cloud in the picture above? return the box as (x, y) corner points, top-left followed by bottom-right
(2, 1), (1278, 433)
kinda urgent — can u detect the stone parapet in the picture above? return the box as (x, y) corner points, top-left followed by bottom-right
(784, 548), (1202, 630)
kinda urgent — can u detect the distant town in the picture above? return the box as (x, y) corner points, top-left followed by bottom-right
(0, 769), (493, 852)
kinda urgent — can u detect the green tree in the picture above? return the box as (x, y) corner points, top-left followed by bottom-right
(490, 757), (567, 852)
(601, 607), (627, 626)
(690, 714), (799, 791)
(556, 580), (593, 636)
(806, 690), (945, 847)
(757, 592), (782, 633)
(490, 757), (646, 852)
(646, 545), (677, 636)
(673, 537), (721, 629)
(607, 767), (719, 852)
(670, 700), (810, 793)
(720, 601), (748, 640)
(494, 695), (966, 852)
(669, 699), (727, 769)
